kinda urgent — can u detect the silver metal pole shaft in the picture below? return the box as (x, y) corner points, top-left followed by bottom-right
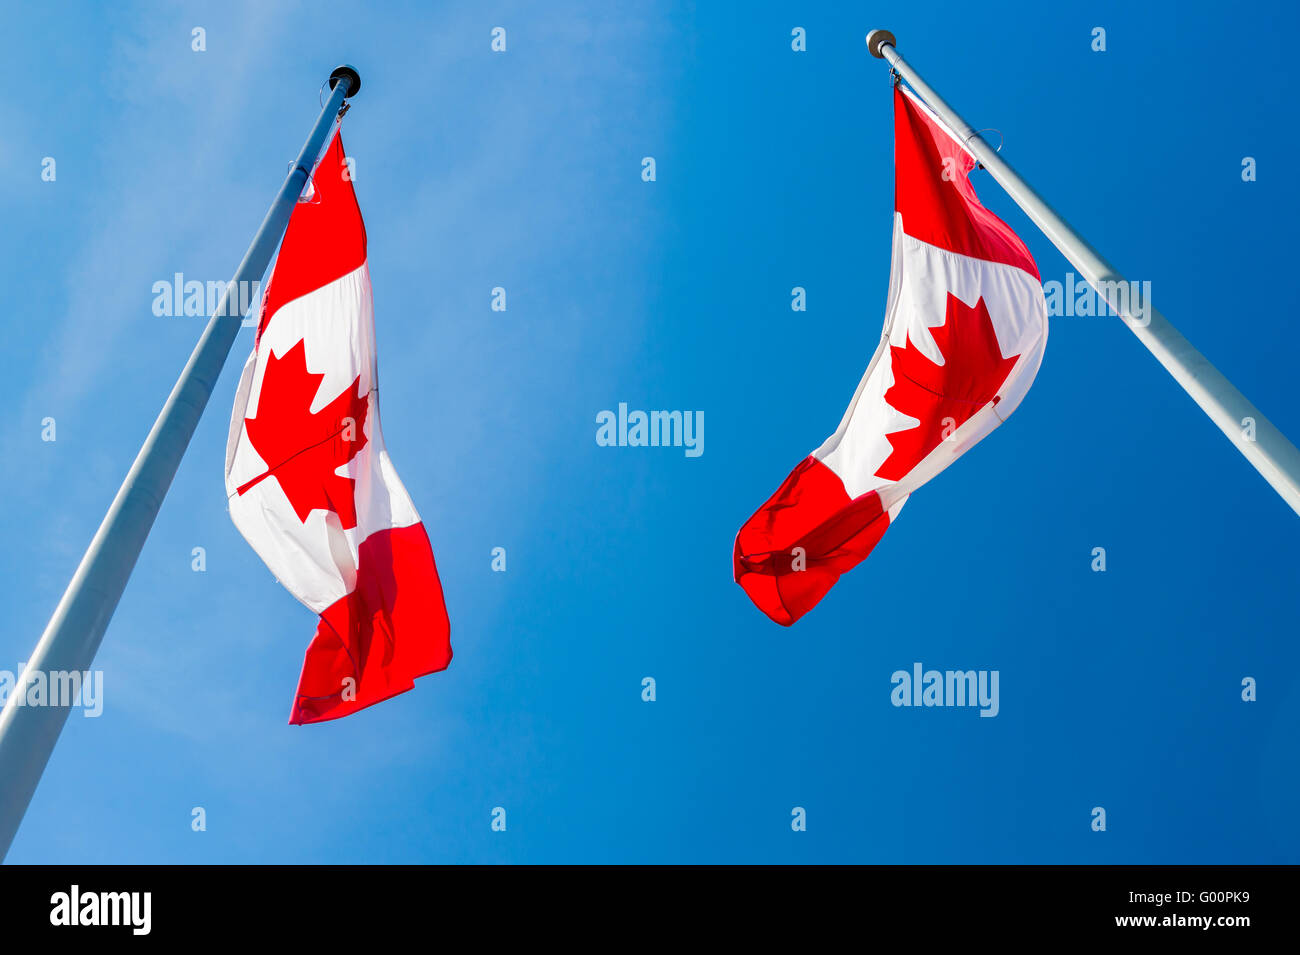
(867, 30), (1300, 516)
(0, 65), (362, 861)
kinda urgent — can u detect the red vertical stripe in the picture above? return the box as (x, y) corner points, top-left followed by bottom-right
(894, 88), (1039, 279)
(733, 457), (891, 626)
(257, 131), (368, 341)
(290, 523), (452, 724)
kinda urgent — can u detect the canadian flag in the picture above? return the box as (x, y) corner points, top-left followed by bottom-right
(225, 128), (451, 723)
(733, 87), (1049, 625)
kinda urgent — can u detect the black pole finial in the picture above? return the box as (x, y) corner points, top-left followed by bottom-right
(330, 65), (361, 97)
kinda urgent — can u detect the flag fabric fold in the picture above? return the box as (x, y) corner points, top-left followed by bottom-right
(225, 128), (451, 723)
(733, 87), (1049, 626)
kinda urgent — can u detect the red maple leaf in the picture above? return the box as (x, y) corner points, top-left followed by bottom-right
(237, 339), (370, 530)
(875, 294), (1019, 481)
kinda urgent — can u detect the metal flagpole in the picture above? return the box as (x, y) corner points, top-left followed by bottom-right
(0, 65), (362, 860)
(866, 30), (1300, 517)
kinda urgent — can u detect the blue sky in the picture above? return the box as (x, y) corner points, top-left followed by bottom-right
(1, 0), (1297, 863)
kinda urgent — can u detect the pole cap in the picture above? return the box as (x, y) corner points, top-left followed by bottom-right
(329, 65), (361, 97)
(866, 30), (896, 58)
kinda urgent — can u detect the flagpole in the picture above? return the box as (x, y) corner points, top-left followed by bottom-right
(866, 30), (1300, 517)
(0, 65), (362, 861)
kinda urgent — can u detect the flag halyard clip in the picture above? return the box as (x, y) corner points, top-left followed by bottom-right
(320, 80), (352, 119)
(964, 128), (1003, 170)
